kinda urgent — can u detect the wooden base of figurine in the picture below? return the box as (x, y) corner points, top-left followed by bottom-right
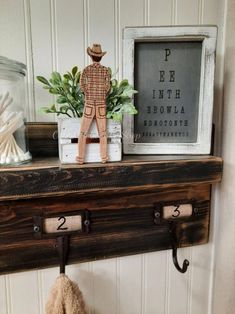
(58, 118), (122, 164)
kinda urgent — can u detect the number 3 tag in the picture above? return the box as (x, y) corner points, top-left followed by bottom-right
(163, 204), (193, 220)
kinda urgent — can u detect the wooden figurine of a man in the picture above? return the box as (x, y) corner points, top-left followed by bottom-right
(76, 44), (111, 164)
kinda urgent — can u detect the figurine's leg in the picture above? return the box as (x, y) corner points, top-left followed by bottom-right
(77, 104), (94, 164)
(96, 104), (108, 163)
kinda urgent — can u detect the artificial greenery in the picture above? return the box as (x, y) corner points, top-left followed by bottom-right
(37, 66), (138, 122)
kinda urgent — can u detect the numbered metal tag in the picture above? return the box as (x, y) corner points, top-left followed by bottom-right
(33, 210), (90, 239)
(154, 200), (195, 225)
(44, 215), (82, 234)
(163, 204), (193, 220)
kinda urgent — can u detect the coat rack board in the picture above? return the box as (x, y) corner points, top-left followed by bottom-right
(0, 155), (222, 275)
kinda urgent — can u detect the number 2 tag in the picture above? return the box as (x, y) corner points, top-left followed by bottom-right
(44, 215), (82, 234)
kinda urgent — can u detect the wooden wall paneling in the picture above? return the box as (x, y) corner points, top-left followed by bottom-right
(30, 0), (54, 122)
(119, 0), (144, 28)
(194, 3), (225, 314)
(148, 0), (173, 26)
(0, 0), (26, 63)
(176, 0), (200, 24)
(55, 0), (85, 73)
(88, 0), (115, 69)
(0, 0), (33, 120)
(190, 244), (213, 314)
(23, 0), (36, 121)
(168, 247), (192, 314)
(211, 1), (235, 312)
(119, 255), (142, 314)
(92, 259), (117, 314)
(39, 267), (58, 312)
(212, 52), (225, 154)
(36, 270), (43, 314)
(119, 0), (144, 78)
(202, 0), (218, 24)
(0, 0), (31, 120)
(190, 180), (214, 311)
(203, 0), (225, 155)
(0, 276), (7, 313)
(144, 251), (168, 314)
(8, 271), (40, 314)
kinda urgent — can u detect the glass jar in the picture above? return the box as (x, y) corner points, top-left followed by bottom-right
(0, 56), (31, 165)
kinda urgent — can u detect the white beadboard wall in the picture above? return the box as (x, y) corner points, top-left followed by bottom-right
(0, 1), (226, 314)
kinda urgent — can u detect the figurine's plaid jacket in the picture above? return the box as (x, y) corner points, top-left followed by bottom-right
(80, 63), (111, 102)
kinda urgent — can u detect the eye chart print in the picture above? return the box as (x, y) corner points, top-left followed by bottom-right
(134, 41), (202, 143)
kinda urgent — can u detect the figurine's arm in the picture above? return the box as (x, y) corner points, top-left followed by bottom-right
(105, 69), (111, 93)
(80, 69), (87, 93)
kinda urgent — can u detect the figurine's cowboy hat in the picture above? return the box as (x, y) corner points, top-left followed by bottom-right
(87, 44), (106, 57)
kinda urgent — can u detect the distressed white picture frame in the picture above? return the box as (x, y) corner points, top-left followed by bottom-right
(123, 26), (217, 154)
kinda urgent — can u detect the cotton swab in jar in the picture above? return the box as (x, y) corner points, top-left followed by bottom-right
(0, 92), (31, 165)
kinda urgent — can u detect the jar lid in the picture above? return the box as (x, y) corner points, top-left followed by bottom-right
(0, 56), (26, 76)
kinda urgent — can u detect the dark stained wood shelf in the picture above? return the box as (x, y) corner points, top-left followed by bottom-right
(0, 155), (223, 274)
(0, 155), (222, 201)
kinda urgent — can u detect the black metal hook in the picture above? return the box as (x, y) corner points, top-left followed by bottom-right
(169, 224), (189, 274)
(57, 235), (70, 274)
(172, 245), (189, 273)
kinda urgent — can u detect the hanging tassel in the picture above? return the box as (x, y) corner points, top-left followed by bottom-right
(45, 274), (87, 314)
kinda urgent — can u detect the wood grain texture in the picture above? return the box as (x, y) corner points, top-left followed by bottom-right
(0, 185), (211, 274)
(0, 156), (222, 201)
(26, 122), (58, 157)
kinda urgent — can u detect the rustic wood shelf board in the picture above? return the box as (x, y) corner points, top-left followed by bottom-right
(0, 185), (211, 274)
(0, 156), (222, 201)
(0, 155), (222, 274)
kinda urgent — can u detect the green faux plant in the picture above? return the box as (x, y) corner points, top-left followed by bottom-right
(37, 66), (138, 122)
